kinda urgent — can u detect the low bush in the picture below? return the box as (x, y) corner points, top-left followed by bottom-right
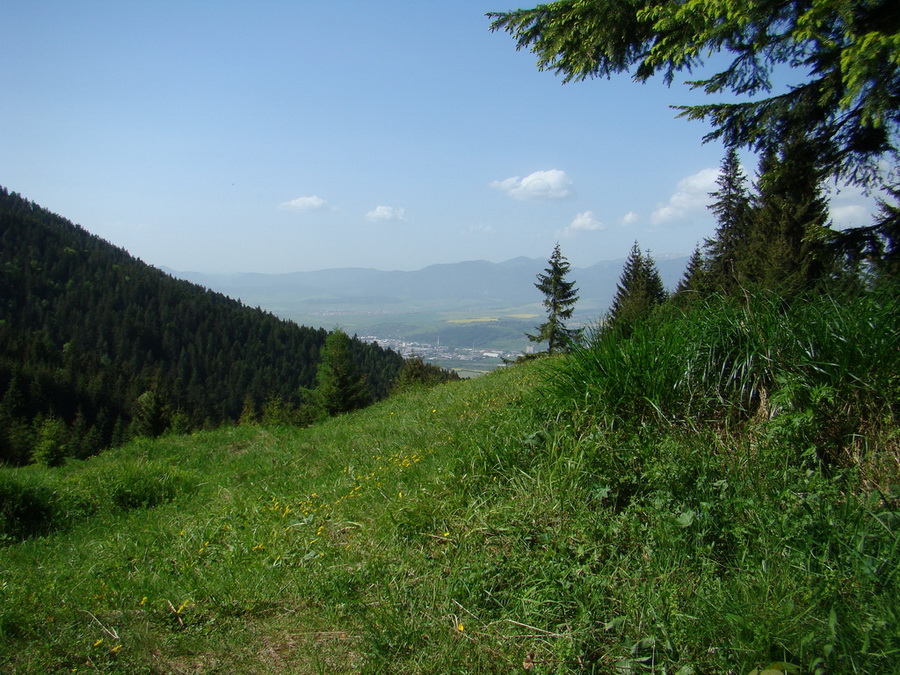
(0, 470), (59, 542)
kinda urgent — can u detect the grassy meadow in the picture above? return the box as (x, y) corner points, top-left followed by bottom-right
(1, 289), (897, 674)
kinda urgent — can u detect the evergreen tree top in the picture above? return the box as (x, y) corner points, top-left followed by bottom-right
(528, 244), (582, 355)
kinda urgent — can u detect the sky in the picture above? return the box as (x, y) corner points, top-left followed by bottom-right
(1, 1), (881, 274)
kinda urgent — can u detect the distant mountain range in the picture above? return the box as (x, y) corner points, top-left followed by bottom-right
(166, 254), (690, 323)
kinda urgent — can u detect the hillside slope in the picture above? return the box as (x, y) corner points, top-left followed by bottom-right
(0, 187), (403, 464)
(1, 286), (896, 673)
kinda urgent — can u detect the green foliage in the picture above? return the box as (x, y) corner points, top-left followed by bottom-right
(131, 389), (168, 438)
(555, 288), (899, 464)
(527, 243), (582, 354)
(392, 355), (461, 394)
(258, 393), (317, 427)
(105, 460), (197, 511)
(314, 329), (373, 417)
(671, 244), (706, 306)
(606, 241), (667, 334)
(682, 139), (846, 303)
(746, 137), (833, 295)
(490, 0), (900, 187)
(32, 415), (69, 467)
(0, 453), (200, 545)
(0, 376), (34, 465)
(703, 146), (753, 294)
(827, 180), (900, 283)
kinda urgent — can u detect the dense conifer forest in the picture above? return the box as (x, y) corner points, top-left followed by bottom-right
(0, 187), (404, 465)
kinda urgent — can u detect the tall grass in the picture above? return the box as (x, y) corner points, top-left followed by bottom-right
(553, 288), (898, 468)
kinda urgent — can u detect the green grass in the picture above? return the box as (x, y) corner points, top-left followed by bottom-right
(1, 290), (898, 673)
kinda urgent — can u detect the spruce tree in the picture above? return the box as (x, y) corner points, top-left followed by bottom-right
(314, 329), (373, 416)
(643, 250), (668, 306)
(746, 136), (833, 295)
(607, 242), (667, 334)
(32, 416), (69, 467)
(131, 389), (167, 438)
(704, 147), (752, 294)
(527, 244), (582, 354)
(672, 245), (707, 306)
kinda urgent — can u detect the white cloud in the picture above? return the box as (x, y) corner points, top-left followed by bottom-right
(830, 204), (869, 229)
(651, 167), (719, 225)
(279, 195), (327, 211)
(562, 211), (605, 237)
(826, 177), (880, 230)
(365, 205), (406, 222)
(490, 169), (573, 201)
(620, 211), (638, 226)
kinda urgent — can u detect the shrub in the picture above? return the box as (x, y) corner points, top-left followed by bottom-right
(391, 356), (460, 393)
(32, 416), (70, 467)
(0, 471), (58, 541)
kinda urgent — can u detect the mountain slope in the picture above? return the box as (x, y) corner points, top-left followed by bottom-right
(0, 187), (403, 464)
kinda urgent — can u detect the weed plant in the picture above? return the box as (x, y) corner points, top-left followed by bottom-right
(0, 288), (897, 673)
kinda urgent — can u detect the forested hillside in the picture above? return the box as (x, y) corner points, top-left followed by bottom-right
(0, 187), (403, 465)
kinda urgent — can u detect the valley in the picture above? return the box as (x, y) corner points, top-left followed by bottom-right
(167, 255), (689, 373)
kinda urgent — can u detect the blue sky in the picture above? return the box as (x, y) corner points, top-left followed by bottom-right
(2, 1), (879, 273)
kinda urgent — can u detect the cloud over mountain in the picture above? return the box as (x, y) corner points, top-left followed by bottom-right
(490, 169), (573, 201)
(279, 196), (328, 212)
(365, 205), (406, 222)
(620, 211), (639, 226)
(562, 211), (605, 237)
(651, 167), (719, 225)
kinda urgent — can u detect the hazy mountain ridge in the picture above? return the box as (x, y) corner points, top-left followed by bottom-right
(167, 254), (689, 319)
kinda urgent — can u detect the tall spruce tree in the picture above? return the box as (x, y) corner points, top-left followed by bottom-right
(705, 147), (752, 294)
(746, 136), (833, 294)
(314, 329), (373, 416)
(527, 244), (581, 354)
(672, 245), (707, 306)
(607, 242), (667, 334)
